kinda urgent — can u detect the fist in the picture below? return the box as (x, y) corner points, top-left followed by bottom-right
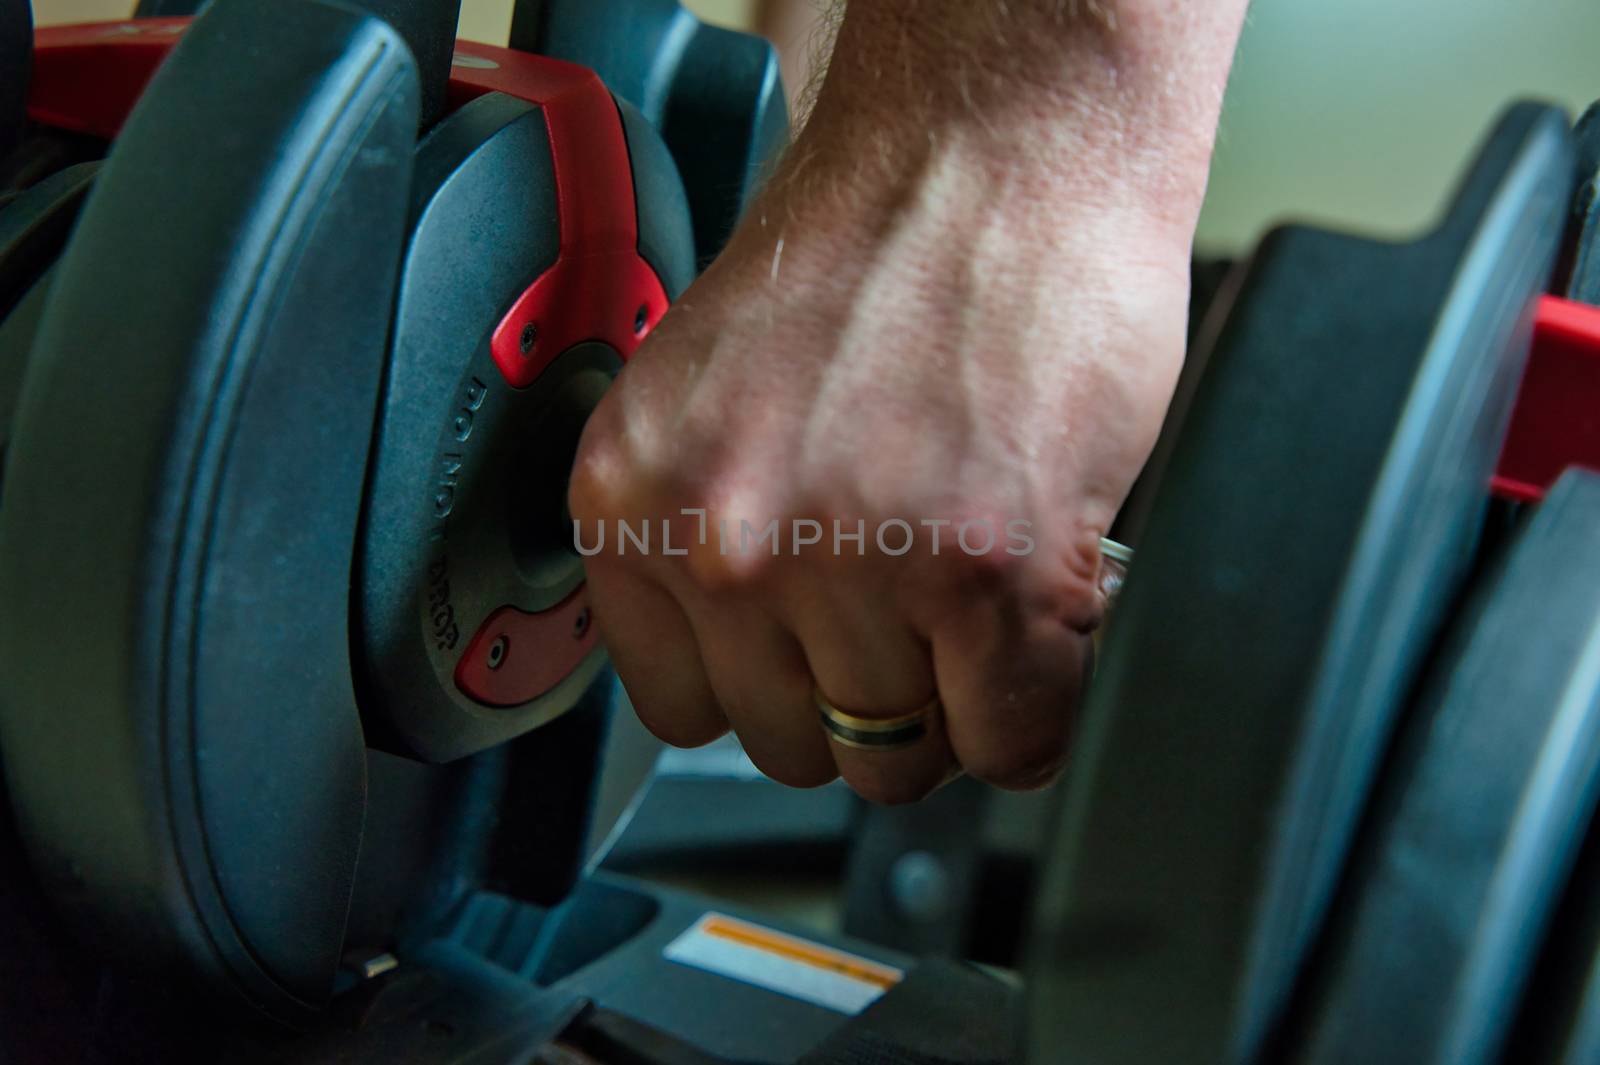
(570, 126), (1194, 804)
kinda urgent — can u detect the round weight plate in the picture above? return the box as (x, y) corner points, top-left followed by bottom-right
(1028, 103), (1573, 1064)
(1291, 471), (1600, 1064)
(1511, 772), (1600, 1065)
(356, 86), (694, 763)
(357, 93), (603, 763)
(0, 162), (98, 466)
(0, 1), (417, 1022)
(0, 161), (97, 314)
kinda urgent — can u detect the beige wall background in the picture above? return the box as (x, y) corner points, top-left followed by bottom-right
(27, 0), (1600, 255)
(1197, 0), (1600, 254)
(452, 0), (753, 52)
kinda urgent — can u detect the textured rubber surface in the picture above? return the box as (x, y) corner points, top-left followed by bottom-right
(356, 81), (691, 761)
(0, 163), (97, 471)
(0, 0), (418, 1022)
(1291, 470), (1600, 1064)
(1513, 760), (1600, 1065)
(133, 0), (459, 127)
(0, 161), (96, 324)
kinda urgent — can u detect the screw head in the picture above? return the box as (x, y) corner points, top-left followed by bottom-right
(633, 305), (649, 336)
(573, 607), (591, 639)
(486, 635), (508, 670)
(887, 851), (951, 923)
(519, 322), (538, 354)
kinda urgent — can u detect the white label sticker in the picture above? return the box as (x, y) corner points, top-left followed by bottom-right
(663, 912), (903, 1015)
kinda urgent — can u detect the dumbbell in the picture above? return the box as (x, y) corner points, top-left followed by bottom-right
(512, 0), (790, 267)
(114, 0), (787, 266)
(1024, 96), (1600, 1063)
(4, 6), (1003, 1062)
(1280, 111), (1600, 1064)
(0, 0), (777, 1033)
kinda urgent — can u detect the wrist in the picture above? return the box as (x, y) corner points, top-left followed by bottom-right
(788, 0), (1242, 238)
(752, 110), (1197, 299)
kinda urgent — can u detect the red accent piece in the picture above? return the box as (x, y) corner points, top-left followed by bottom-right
(1492, 295), (1600, 503)
(28, 20), (190, 139)
(28, 27), (668, 385)
(446, 42), (667, 704)
(454, 587), (599, 708)
(30, 26), (667, 708)
(452, 42), (670, 385)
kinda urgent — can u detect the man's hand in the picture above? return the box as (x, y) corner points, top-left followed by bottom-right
(570, 0), (1248, 803)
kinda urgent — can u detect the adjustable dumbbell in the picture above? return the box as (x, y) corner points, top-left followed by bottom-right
(1026, 91), (1600, 1063)
(0, 0), (775, 1034)
(3, 4), (997, 1062)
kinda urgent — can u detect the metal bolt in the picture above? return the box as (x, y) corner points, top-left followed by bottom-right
(519, 322), (538, 354)
(887, 851), (951, 924)
(486, 635), (508, 670)
(357, 952), (399, 980)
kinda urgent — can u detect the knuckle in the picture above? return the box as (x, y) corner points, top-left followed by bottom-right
(960, 727), (1070, 791)
(684, 531), (782, 595)
(567, 445), (627, 524)
(1031, 527), (1117, 630)
(979, 750), (1069, 792)
(936, 537), (1029, 594)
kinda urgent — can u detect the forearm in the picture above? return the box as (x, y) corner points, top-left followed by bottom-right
(782, 0), (1248, 236)
(584, 5), (1248, 805)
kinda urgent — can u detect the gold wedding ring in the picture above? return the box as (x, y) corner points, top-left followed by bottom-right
(815, 540), (1130, 746)
(815, 689), (937, 751)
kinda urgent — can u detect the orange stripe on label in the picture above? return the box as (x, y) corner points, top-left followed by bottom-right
(699, 916), (902, 989)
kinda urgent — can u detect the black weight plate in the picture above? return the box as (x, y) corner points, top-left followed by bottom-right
(1027, 103), (1573, 1065)
(0, 128), (105, 196)
(0, 269), (47, 500)
(1289, 470), (1600, 1064)
(0, 163), (96, 484)
(1513, 776), (1600, 1064)
(0, 161), (95, 323)
(357, 90), (694, 763)
(136, 0), (459, 129)
(357, 91), (579, 764)
(519, 0), (787, 265)
(356, 91), (569, 754)
(0, 0), (417, 1023)
(659, 20), (789, 268)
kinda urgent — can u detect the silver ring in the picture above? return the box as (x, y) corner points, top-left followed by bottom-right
(1099, 537), (1134, 565)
